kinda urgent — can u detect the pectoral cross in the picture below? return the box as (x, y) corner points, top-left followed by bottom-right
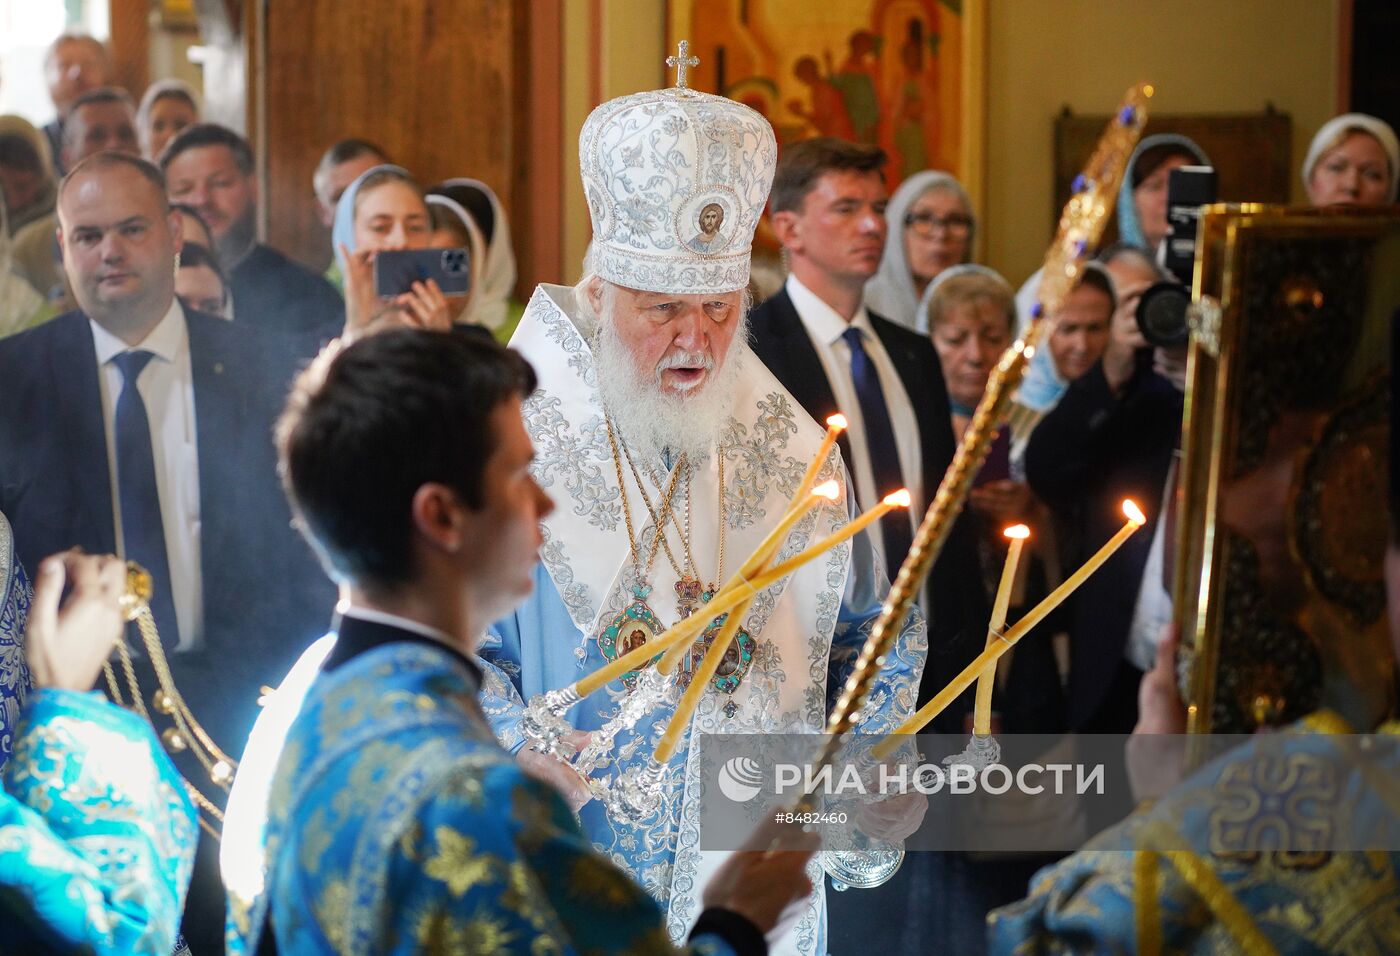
(675, 575), (703, 618)
(666, 40), (700, 90)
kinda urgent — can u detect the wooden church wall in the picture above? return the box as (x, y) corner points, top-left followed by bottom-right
(241, 0), (561, 291)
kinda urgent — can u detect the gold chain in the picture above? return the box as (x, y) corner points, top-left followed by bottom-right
(133, 610), (236, 768)
(619, 437), (695, 580)
(619, 432), (730, 592)
(105, 609), (235, 839)
(714, 445), (726, 587)
(605, 417), (686, 581)
(604, 418), (730, 601)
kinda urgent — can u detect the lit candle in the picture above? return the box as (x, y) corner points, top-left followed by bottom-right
(973, 524), (1030, 736)
(795, 414), (846, 501)
(573, 489), (912, 699)
(658, 479), (840, 674)
(875, 500), (1145, 756)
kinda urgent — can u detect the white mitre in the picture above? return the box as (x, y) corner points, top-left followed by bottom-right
(579, 66), (777, 294)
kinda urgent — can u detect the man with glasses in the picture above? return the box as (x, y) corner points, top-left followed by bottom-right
(748, 137), (985, 713)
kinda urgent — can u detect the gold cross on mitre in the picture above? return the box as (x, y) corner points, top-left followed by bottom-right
(666, 39), (700, 89)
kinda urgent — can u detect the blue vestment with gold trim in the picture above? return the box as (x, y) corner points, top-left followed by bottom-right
(0, 688), (198, 954)
(224, 634), (747, 955)
(988, 712), (1400, 953)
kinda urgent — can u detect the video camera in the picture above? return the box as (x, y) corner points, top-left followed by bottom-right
(1135, 165), (1217, 348)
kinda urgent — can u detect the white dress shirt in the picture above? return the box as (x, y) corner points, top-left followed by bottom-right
(90, 299), (203, 650)
(784, 273), (923, 561)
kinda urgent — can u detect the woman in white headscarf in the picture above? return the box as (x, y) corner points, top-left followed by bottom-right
(428, 179), (519, 339)
(1302, 113), (1398, 207)
(0, 115), (57, 236)
(864, 169), (975, 332)
(135, 78), (199, 162)
(0, 183), (47, 339)
(424, 192), (488, 327)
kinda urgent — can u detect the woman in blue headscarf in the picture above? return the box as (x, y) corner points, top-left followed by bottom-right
(333, 164), (452, 334)
(1116, 133), (1209, 253)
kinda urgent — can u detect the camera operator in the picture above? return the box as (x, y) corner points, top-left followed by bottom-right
(1099, 244), (1162, 395)
(1024, 244), (1186, 735)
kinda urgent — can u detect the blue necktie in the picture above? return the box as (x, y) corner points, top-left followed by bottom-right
(841, 326), (914, 584)
(112, 350), (180, 647)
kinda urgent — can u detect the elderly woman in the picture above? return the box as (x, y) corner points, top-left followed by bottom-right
(0, 116), (56, 236)
(0, 182), (46, 339)
(865, 169), (975, 331)
(1302, 113), (1398, 207)
(334, 165), (452, 333)
(919, 265), (1065, 735)
(923, 266), (1024, 512)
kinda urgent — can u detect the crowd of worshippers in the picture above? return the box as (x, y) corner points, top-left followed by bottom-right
(1, 28), (1399, 956)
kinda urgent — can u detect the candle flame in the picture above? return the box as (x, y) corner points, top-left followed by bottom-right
(1003, 524), (1031, 540)
(812, 480), (840, 501)
(1143, 84), (1155, 98)
(826, 413), (848, 431)
(1122, 499), (1146, 526)
(883, 489), (913, 508)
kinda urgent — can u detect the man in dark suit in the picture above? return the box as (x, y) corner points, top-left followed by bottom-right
(0, 152), (333, 954)
(161, 123), (345, 350)
(1024, 349), (1184, 733)
(748, 137), (985, 715)
(749, 137), (1012, 956)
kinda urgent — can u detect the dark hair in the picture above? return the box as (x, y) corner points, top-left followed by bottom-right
(170, 201), (212, 238)
(429, 182), (495, 243)
(64, 87), (135, 143)
(59, 152), (167, 207)
(159, 123), (253, 175)
(45, 33), (108, 65)
(770, 137), (886, 214)
(318, 138), (388, 172)
(1131, 142), (1203, 189)
(177, 239), (228, 290)
(428, 203), (473, 246)
(277, 328), (537, 589)
(0, 132), (43, 177)
(1076, 265), (1117, 309)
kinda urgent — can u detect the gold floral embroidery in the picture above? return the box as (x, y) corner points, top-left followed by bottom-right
(313, 878), (351, 951)
(412, 907), (519, 953)
(565, 854), (637, 908)
(424, 826), (497, 897)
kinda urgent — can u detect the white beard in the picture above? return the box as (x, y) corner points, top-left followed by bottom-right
(591, 311), (749, 467)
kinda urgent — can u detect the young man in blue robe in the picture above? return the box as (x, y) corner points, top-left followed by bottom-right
(221, 327), (818, 954)
(2, 546), (198, 954)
